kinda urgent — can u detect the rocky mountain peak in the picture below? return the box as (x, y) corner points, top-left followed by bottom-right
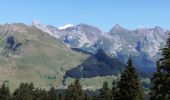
(153, 26), (164, 33)
(109, 24), (127, 34)
(113, 24), (122, 29)
(32, 20), (54, 36)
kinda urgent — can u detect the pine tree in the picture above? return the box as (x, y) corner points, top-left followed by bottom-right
(74, 79), (84, 100)
(65, 79), (84, 100)
(13, 82), (35, 100)
(98, 81), (111, 100)
(92, 95), (97, 100)
(116, 58), (143, 100)
(48, 87), (57, 100)
(84, 93), (88, 100)
(0, 83), (10, 100)
(58, 93), (65, 100)
(33, 88), (48, 100)
(150, 34), (170, 100)
(65, 83), (74, 100)
(111, 81), (116, 100)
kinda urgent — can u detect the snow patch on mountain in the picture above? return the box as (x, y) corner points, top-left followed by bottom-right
(58, 24), (74, 30)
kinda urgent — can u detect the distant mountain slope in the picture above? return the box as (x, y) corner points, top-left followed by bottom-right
(33, 22), (170, 72)
(65, 49), (152, 78)
(0, 23), (87, 90)
(65, 49), (125, 79)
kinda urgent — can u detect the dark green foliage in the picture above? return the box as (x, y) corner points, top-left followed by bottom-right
(116, 58), (144, 100)
(33, 88), (48, 100)
(12, 82), (58, 100)
(0, 83), (10, 100)
(58, 93), (65, 100)
(111, 81), (117, 100)
(13, 82), (35, 100)
(48, 87), (57, 100)
(84, 93), (88, 100)
(150, 34), (170, 100)
(97, 81), (111, 100)
(91, 95), (97, 100)
(65, 79), (84, 100)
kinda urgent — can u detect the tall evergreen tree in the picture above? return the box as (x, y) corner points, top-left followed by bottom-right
(33, 88), (48, 100)
(150, 34), (170, 100)
(111, 81), (117, 100)
(48, 87), (57, 100)
(84, 93), (88, 100)
(116, 58), (143, 100)
(0, 83), (10, 100)
(13, 82), (35, 100)
(65, 79), (84, 100)
(97, 81), (111, 100)
(58, 93), (65, 100)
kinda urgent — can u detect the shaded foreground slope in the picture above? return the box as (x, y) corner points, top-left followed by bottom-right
(65, 49), (125, 79)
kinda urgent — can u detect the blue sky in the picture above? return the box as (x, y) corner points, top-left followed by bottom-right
(0, 0), (170, 31)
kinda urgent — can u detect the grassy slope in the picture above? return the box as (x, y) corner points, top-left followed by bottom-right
(65, 76), (118, 91)
(0, 23), (87, 91)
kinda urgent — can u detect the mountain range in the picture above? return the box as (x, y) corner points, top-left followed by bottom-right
(0, 21), (168, 90)
(33, 21), (170, 72)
